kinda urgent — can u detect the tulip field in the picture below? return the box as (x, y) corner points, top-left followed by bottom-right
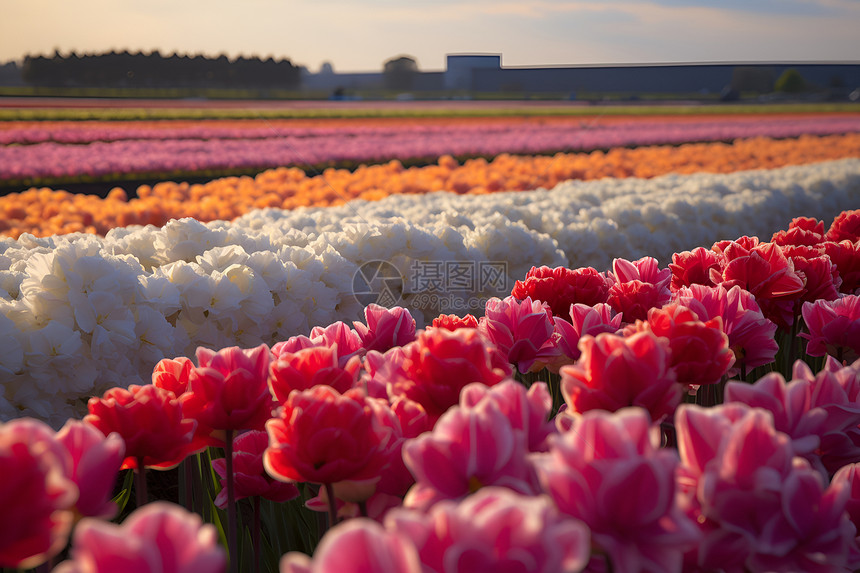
(1, 98), (860, 573)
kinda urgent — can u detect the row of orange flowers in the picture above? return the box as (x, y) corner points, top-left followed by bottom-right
(2, 132), (859, 239)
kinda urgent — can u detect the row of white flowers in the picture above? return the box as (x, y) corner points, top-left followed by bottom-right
(2, 158), (859, 426)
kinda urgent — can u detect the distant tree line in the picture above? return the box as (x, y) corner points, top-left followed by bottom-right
(21, 50), (301, 89)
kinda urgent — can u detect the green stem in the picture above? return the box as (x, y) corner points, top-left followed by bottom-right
(136, 457), (147, 508)
(253, 496), (261, 573)
(183, 458), (193, 512)
(786, 319), (799, 374)
(225, 430), (238, 573)
(324, 482), (338, 532)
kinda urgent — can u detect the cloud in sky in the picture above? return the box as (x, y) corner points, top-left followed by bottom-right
(1, 0), (858, 71)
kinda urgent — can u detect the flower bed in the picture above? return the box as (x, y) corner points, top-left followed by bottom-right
(3, 133), (860, 238)
(2, 203), (859, 572)
(2, 113), (858, 147)
(3, 115), (860, 184)
(2, 158), (858, 426)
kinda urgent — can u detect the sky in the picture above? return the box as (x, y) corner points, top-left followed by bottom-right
(1, 0), (859, 72)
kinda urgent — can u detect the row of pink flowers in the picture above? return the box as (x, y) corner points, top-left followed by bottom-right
(3, 115), (860, 181)
(3, 115), (859, 146)
(1, 209), (859, 571)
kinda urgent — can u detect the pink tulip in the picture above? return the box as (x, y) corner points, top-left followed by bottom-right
(610, 256), (668, 285)
(151, 356), (194, 396)
(561, 330), (680, 422)
(554, 302), (622, 363)
(374, 327), (511, 423)
(675, 403), (860, 571)
(55, 419), (125, 519)
(280, 519), (422, 573)
(832, 463), (860, 547)
(308, 321), (365, 365)
(85, 384), (196, 470)
(511, 265), (611, 317)
(607, 257), (672, 323)
(181, 344), (275, 443)
(535, 407), (699, 573)
(790, 358), (860, 473)
(724, 362), (860, 476)
(801, 296), (860, 361)
(211, 431), (299, 509)
(386, 487), (590, 573)
(271, 335), (317, 357)
(353, 304), (416, 353)
(478, 295), (560, 373)
(673, 284), (778, 374)
(402, 394), (539, 511)
(0, 418), (77, 569)
(264, 386), (396, 500)
(460, 379), (556, 453)
(53, 501), (226, 573)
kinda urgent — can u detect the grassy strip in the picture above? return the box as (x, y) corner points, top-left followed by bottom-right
(1, 102), (858, 122)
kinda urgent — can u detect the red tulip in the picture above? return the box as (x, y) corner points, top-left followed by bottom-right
(826, 209), (860, 243)
(710, 241), (805, 327)
(85, 384), (195, 470)
(825, 240), (860, 295)
(771, 216), (826, 247)
(181, 344), (275, 442)
(211, 431), (299, 509)
(264, 387), (396, 500)
(669, 247), (719, 291)
(631, 303), (735, 387)
(269, 345), (361, 403)
(377, 327), (511, 423)
(429, 313), (478, 331)
(511, 265), (611, 317)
